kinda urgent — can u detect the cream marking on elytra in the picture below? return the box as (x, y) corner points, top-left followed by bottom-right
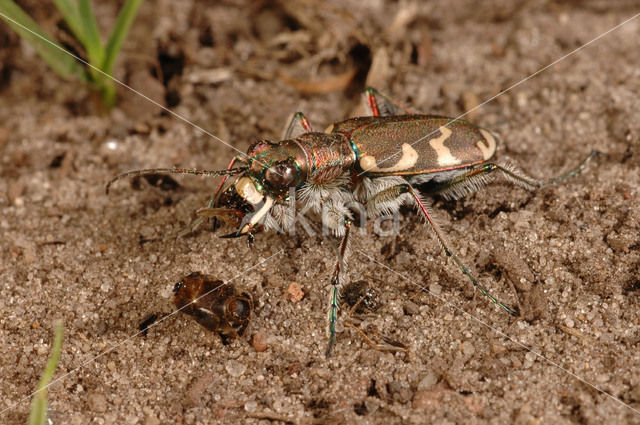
(429, 126), (460, 167)
(359, 143), (419, 172)
(478, 129), (497, 160)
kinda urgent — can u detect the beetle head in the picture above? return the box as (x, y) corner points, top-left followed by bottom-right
(208, 139), (308, 237)
(246, 139), (307, 196)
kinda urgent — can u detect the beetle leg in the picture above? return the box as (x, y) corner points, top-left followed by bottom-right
(545, 150), (597, 185)
(363, 87), (416, 117)
(415, 163), (506, 200)
(169, 156), (240, 239)
(405, 184), (520, 316)
(364, 182), (519, 316)
(419, 151), (597, 200)
(282, 111), (313, 139)
(326, 219), (352, 357)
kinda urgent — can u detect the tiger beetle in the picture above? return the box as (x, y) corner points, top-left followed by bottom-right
(107, 87), (595, 357)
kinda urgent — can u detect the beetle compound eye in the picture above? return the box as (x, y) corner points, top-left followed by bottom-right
(265, 160), (297, 189)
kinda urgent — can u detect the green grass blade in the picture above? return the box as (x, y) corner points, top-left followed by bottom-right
(77, 0), (104, 67)
(102, 0), (142, 75)
(0, 0), (80, 78)
(51, 0), (84, 45)
(28, 322), (64, 425)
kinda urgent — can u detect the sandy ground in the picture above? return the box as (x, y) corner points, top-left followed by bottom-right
(2, 1), (640, 424)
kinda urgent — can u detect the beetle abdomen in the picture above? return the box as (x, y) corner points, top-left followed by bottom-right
(347, 115), (497, 176)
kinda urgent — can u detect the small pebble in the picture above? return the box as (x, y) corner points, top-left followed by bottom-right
(252, 331), (268, 352)
(403, 301), (420, 316)
(225, 359), (246, 378)
(395, 252), (411, 265)
(461, 341), (475, 357)
(287, 282), (304, 302)
(388, 381), (411, 403)
(429, 283), (441, 296)
(87, 392), (107, 413)
(244, 400), (258, 412)
(417, 370), (438, 390)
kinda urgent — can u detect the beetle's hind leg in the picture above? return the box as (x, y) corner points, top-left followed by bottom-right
(415, 163), (520, 200)
(418, 151), (596, 200)
(326, 219), (353, 357)
(405, 184), (520, 316)
(365, 182), (519, 316)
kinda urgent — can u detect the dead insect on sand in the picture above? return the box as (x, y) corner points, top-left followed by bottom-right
(341, 279), (406, 352)
(173, 272), (253, 344)
(341, 280), (381, 314)
(107, 88), (595, 356)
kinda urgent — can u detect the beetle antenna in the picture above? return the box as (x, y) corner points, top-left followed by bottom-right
(106, 167), (245, 194)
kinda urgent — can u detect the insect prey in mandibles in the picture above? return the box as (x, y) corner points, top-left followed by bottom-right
(107, 88), (595, 356)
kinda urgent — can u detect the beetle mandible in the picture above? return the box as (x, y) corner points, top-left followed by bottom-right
(107, 87), (594, 356)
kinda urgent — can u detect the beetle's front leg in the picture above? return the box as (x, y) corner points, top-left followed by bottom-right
(326, 218), (352, 357)
(172, 156), (240, 239)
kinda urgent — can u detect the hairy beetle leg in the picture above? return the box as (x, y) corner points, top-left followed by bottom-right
(363, 180), (519, 315)
(326, 219), (352, 357)
(411, 184), (520, 316)
(422, 151), (596, 201)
